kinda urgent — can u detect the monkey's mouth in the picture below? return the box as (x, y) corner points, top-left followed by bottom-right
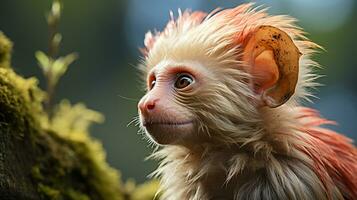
(142, 120), (194, 145)
(143, 121), (193, 127)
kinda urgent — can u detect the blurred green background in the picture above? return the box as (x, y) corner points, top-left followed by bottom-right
(0, 0), (356, 183)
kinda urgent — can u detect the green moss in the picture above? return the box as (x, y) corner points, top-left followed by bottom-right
(38, 184), (61, 200)
(31, 101), (125, 200)
(31, 165), (44, 180)
(130, 179), (161, 200)
(0, 32), (159, 200)
(0, 67), (45, 138)
(65, 189), (90, 200)
(0, 32), (13, 68)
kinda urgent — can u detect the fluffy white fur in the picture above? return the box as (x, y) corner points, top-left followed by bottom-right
(138, 3), (357, 200)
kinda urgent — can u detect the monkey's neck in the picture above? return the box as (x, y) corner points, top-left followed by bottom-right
(181, 105), (297, 156)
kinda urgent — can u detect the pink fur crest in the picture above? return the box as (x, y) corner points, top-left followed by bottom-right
(297, 107), (357, 199)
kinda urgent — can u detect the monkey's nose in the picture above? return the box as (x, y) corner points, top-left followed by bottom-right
(146, 103), (155, 110)
(139, 98), (158, 114)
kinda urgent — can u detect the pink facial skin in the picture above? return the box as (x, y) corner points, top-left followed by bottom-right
(138, 63), (201, 145)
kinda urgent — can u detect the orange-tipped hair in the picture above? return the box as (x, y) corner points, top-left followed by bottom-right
(296, 107), (357, 199)
(141, 3), (320, 106)
(139, 3), (357, 200)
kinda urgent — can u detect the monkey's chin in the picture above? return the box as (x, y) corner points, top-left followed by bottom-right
(144, 122), (194, 145)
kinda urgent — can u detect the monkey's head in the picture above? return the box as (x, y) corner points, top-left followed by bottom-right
(138, 4), (316, 146)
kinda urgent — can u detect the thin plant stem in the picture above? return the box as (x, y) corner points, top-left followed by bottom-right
(45, 0), (61, 117)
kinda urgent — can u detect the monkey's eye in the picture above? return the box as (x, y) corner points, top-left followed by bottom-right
(150, 79), (156, 90)
(174, 74), (194, 89)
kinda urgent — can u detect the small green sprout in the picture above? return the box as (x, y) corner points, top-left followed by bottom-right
(35, 0), (78, 116)
(36, 51), (78, 87)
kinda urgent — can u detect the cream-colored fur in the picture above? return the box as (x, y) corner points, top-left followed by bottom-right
(149, 106), (342, 200)
(138, 3), (354, 200)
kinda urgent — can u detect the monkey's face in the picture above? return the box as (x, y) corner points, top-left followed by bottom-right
(138, 61), (205, 145)
(138, 59), (264, 146)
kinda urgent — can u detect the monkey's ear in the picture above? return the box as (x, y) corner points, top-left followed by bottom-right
(243, 26), (301, 108)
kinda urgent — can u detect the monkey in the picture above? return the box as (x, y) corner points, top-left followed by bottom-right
(136, 3), (357, 200)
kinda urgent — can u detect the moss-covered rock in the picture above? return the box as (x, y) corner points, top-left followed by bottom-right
(0, 32), (12, 68)
(0, 61), (44, 200)
(32, 100), (124, 200)
(0, 32), (159, 200)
